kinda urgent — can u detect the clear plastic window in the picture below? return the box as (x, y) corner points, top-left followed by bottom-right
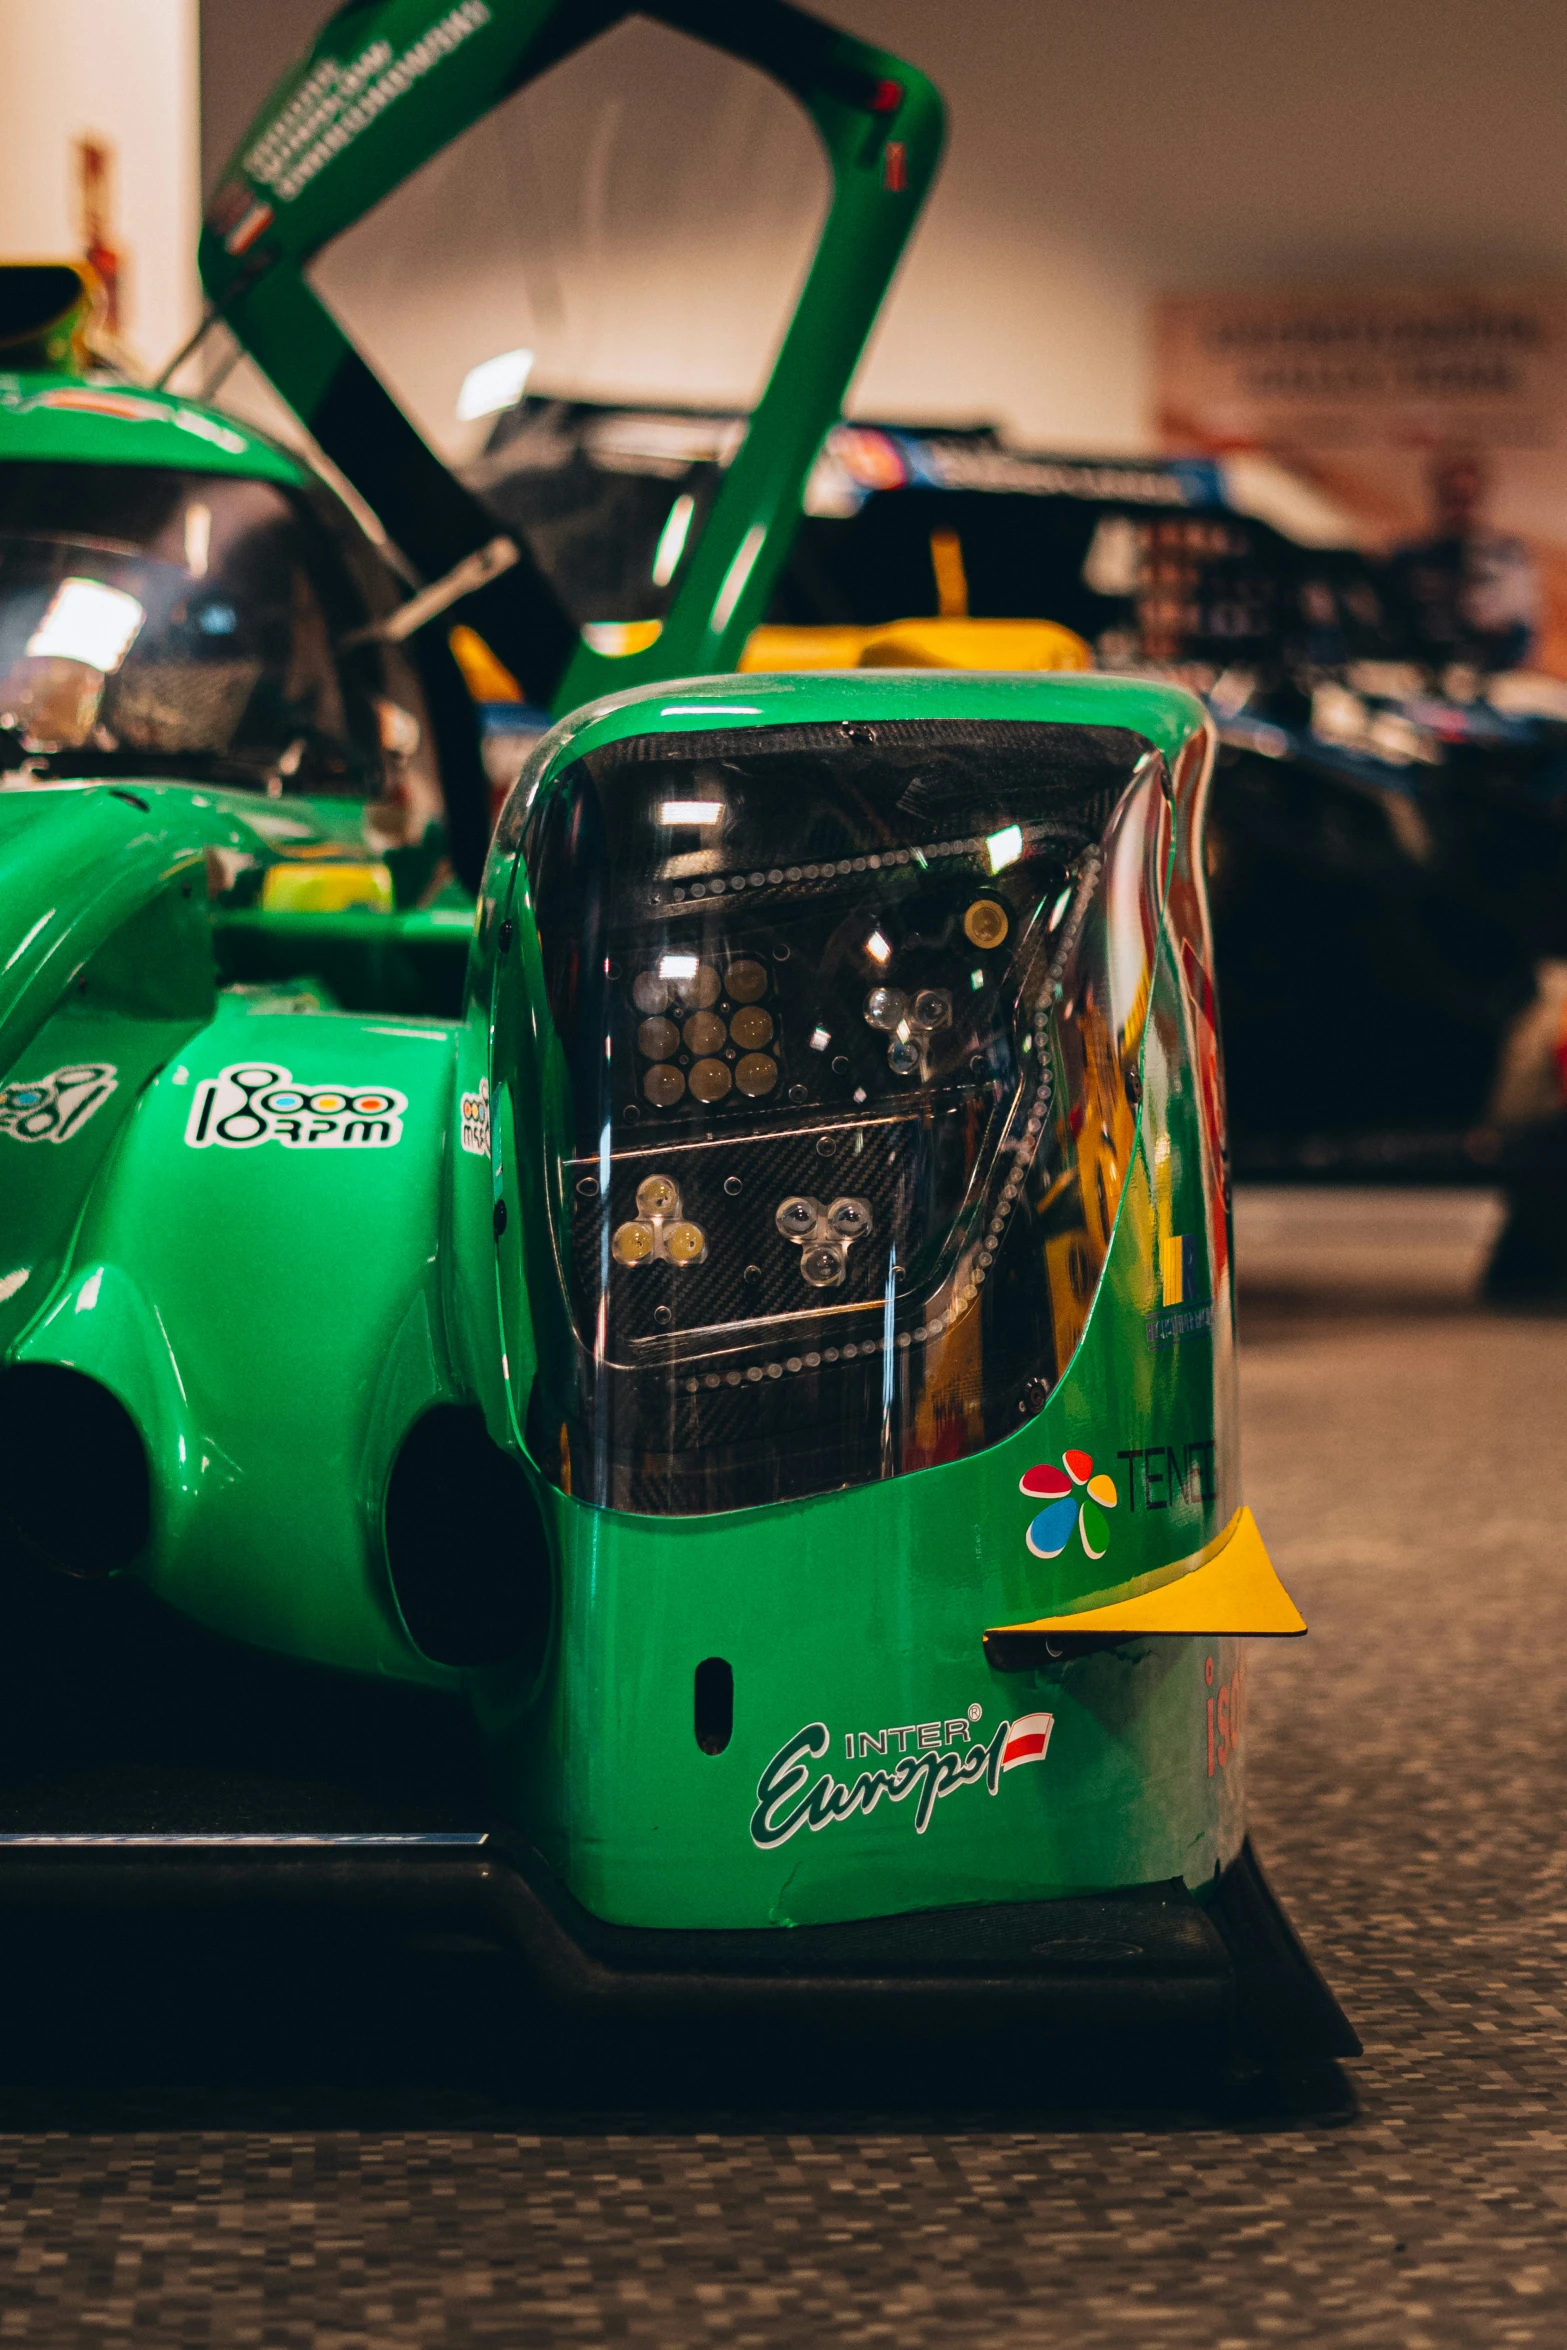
(0, 462), (436, 812)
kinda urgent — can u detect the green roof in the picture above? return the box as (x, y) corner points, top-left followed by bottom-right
(0, 372), (308, 484)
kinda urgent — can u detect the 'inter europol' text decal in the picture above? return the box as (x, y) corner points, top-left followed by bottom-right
(0, 1063), (118, 1144)
(750, 1709), (1054, 1847)
(185, 1064), (406, 1151)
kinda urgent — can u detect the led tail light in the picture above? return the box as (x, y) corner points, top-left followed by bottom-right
(519, 719), (1168, 1512)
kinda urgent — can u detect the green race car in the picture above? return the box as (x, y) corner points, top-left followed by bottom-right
(0, 0), (1351, 2090)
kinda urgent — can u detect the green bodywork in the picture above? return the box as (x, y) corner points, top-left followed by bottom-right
(0, 670), (1247, 1928)
(0, 376), (307, 484)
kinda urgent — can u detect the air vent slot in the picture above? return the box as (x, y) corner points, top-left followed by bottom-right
(384, 1407), (553, 1670)
(0, 1366), (149, 1577)
(694, 1655), (733, 1754)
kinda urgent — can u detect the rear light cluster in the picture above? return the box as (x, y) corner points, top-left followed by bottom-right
(519, 719), (1167, 1513)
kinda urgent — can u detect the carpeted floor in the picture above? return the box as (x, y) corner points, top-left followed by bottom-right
(2, 1200), (1565, 2346)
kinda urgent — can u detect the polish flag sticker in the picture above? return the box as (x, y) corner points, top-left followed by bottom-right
(1000, 1712), (1055, 1771)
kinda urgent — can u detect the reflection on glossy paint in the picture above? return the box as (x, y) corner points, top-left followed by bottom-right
(651, 494), (695, 589)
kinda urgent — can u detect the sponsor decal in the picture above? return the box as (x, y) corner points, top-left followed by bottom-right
(919, 443), (1213, 505)
(243, 2), (492, 205)
(0, 1063), (118, 1144)
(1145, 1299), (1216, 1348)
(459, 1076), (490, 1156)
(1021, 1449), (1119, 1561)
(1147, 1229), (1213, 1347)
(185, 1063), (406, 1151)
(28, 387), (152, 423)
(833, 427), (910, 493)
(17, 386), (248, 455)
(169, 409), (250, 456)
(1205, 1650), (1243, 1776)
(207, 180), (276, 256)
(1116, 1438), (1215, 1513)
(207, 182), (276, 256)
(1159, 1230), (1201, 1307)
(224, 203), (274, 257)
(843, 1702), (983, 1760)
(207, 181), (252, 237)
(824, 430), (1214, 509)
(750, 1706), (1054, 1847)
(1021, 1437), (1217, 1556)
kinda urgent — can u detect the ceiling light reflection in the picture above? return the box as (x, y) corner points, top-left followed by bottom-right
(456, 347), (534, 422)
(27, 578), (144, 672)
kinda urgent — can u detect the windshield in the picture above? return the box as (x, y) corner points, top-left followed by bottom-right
(0, 462), (432, 800)
(521, 719), (1167, 1513)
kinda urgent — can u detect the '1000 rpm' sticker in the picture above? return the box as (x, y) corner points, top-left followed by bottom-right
(185, 1063), (406, 1150)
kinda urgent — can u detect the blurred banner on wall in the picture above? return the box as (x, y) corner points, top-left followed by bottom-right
(1157, 285), (1567, 678)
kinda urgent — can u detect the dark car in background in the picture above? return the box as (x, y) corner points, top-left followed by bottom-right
(470, 399), (1567, 1294)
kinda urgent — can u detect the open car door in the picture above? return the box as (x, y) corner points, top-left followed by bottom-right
(196, 0), (942, 875)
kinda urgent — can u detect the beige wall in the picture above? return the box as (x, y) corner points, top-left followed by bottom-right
(828, 0), (1567, 446)
(0, 0), (200, 374)
(200, 0), (1567, 452)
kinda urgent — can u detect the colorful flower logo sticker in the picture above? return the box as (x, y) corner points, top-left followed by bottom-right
(1021, 1450), (1119, 1561)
